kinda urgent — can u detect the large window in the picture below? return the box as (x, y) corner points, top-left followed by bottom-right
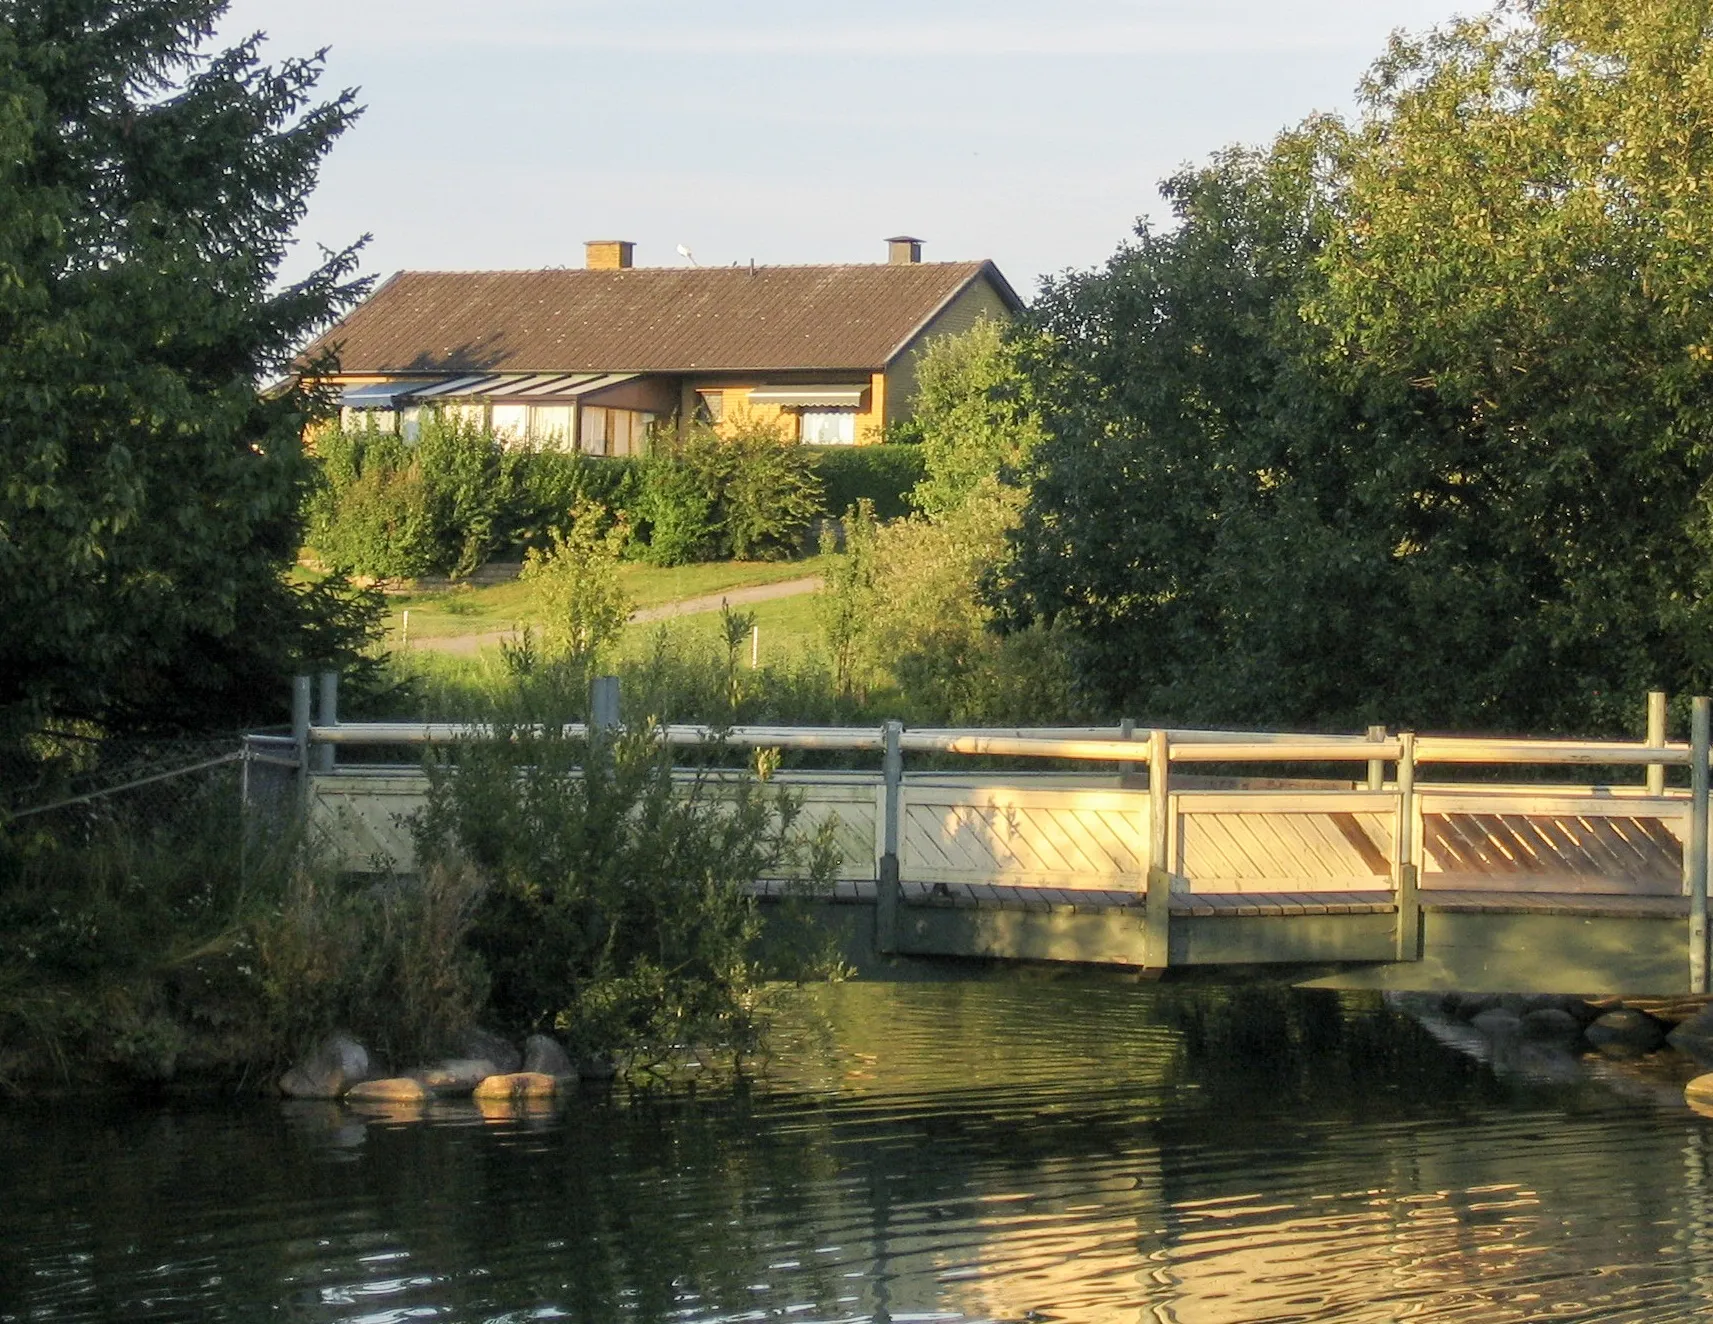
(580, 407), (652, 456)
(490, 403), (529, 441)
(799, 409), (856, 445)
(528, 405), (574, 446)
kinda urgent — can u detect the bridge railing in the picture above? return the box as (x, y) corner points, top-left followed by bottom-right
(279, 675), (1713, 990)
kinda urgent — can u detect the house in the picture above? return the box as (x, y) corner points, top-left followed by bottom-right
(301, 237), (1022, 454)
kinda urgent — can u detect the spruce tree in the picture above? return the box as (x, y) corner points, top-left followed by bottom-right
(0, 0), (372, 756)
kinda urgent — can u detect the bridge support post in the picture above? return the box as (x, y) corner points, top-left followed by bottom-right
(1144, 728), (1172, 970)
(876, 719), (903, 955)
(590, 675), (621, 733)
(292, 674), (312, 812)
(1394, 731), (1420, 961)
(1366, 725), (1387, 792)
(1691, 698), (1709, 994)
(1647, 690), (1668, 798)
(315, 671), (339, 773)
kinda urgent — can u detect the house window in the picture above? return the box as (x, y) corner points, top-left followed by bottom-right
(400, 407), (423, 442)
(528, 405), (574, 446)
(696, 390), (724, 425)
(799, 409), (856, 445)
(491, 404), (529, 441)
(581, 407), (654, 456)
(341, 407), (398, 434)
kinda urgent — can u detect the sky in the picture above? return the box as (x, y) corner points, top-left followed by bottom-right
(217, 0), (1469, 297)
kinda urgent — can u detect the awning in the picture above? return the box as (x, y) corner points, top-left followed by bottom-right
(340, 380), (445, 409)
(408, 372), (639, 401)
(745, 384), (868, 408)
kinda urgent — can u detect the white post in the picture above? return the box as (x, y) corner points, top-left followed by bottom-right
(1145, 727), (1171, 969)
(315, 670), (339, 773)
(1647, 690), (1667, 798)
(1691, 698), (1709, 994)
(401, 609), (410, 648)
(752, 624), (759, 669)
(1394, 731), (1419, 962)
(1366, 724), (1387, 792)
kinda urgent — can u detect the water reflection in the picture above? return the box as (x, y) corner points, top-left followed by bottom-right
(2, 982), (1713, 1322)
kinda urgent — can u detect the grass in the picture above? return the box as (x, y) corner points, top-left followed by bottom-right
(385, 556), (830, 643)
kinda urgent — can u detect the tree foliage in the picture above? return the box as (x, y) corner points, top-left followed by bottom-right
(0, 2), (373, 746)
(1005, 0), (1713, 734)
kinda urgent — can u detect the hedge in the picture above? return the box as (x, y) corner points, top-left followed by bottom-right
(806, 444), (925, 522)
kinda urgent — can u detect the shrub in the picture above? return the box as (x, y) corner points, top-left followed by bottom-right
(416, 724), (840, 1062)
(509, 450), (641, 553)
(807, 444), (925, 522)
(910, 319), (1044, 518)
(519, 507), (633, 669)
(633, 415), (822, 564)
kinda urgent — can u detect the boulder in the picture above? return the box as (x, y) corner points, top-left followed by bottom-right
(456, 1028), (522, 1074)
(278, 1033), (376, 1099)
(1520, 1008), (1583, 1042)
(1668, 1006), (1713, 1061)
(1686, 1073), (1713, 1117)
(473, 1071), (559, 1101)
(1452, 993), (1501, 1020)
(412, 1058), (499, 1096)
(522, 1033), (577, 1081)
(345, 1076), (429, 1103)
(1586, 1009), (1667, 1052)
(1470, 1007), (1523, 1037)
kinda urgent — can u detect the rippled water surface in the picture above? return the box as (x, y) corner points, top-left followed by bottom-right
(5, 981), (1713, 1323)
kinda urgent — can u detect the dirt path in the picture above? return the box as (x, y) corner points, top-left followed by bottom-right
(410, 575), (824, 656)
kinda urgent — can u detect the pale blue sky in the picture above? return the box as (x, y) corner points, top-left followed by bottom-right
(218, 0), (1468, 296)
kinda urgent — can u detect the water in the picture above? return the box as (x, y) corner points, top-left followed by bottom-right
(4, 980), (1713, 1323)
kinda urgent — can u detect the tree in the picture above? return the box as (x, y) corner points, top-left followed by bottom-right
(1004, 0), (1713, 735)
(909, 318), (1044, 518)
(0, 1), (373, 758)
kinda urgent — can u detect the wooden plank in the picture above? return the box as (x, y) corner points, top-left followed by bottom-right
(1421, 889), (1690, 919)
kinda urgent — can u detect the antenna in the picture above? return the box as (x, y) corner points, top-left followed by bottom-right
(676, 244), (698, 266)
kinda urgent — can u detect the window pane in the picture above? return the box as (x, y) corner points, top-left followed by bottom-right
(492, 404), (529, 441)
(800, 409), (855, 444)
(529, 405), (573, 446)
(580, 406), (608, 455)
(400, 407), (422, 443)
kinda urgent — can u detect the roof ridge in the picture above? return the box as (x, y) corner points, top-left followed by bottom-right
(385, 261), (989, 277)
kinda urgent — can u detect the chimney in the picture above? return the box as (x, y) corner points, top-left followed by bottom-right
(886, 235), (923, 265)
(585, 239), (635, 270)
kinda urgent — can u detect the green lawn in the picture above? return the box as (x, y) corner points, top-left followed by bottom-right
(386, 556), (830, 643)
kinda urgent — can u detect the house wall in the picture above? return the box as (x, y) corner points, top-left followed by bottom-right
(674, 372), (882, 445)
(882, 276), (1016, 424)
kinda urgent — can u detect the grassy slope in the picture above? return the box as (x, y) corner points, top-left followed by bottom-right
(386, 557), (830, 642)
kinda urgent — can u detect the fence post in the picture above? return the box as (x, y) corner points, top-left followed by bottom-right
(315, 670), (339, 773)
(1119, 717), (1136, 780)
(1366, 724), (1387, 792)
(1145, 727), (1172, 969)
(1647, 690), (1668, 798)
(590, 675), (621, 732)
(1691, 697), (1709, 994)
(291, 674), (312, 813)
(876, 719), (904, 955)
(1394, 731), (1420, 962)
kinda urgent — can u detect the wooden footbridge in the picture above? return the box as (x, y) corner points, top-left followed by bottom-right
(262, 680), (1713, 996)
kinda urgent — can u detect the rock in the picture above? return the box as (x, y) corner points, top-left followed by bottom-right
(1520, 1008), (1583, 1042)
(345, 1076), (429, 1103)
(472, 1071), (559, 1101)
(278, 1033), (376, 1099)
(1471, 1007), (1523, 1037)
(1586, 1009), (1668, 1052)
(1686, 1073), (1713, 1117)
(412, 1058), (499, 1096)
(1668, 1006), (1713, 1061)
(456, 1028), (521, 1074)
(522, 1033), (577, 1081)
(1453, 993), (1500, 1020)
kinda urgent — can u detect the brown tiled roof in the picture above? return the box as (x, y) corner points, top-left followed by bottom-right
(304, 261), (1020, 375)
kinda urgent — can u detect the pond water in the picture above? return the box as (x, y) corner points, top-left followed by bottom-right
(4, 980), (1713, 1323)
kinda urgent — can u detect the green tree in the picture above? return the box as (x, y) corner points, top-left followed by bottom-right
(0, 2), (373, 753)
(1005, 0), (1713, 734)
(910, 318), (1044, 518)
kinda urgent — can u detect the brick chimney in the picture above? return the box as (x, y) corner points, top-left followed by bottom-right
(886, 235), (923, 265)
(585, 239), (635, 270)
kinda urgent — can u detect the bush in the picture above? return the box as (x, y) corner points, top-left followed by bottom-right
(807, 444), (925, 522)
(509, 451), (641, 553)
(632, 416), (822, 565)
(416, 724), (840, 1061)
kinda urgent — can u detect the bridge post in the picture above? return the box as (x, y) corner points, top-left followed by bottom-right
(315, 670), (339, 773)
(1691, 698), (1709, 994)
(1647, 690), (1668, 798)
(291, 674), (312, 812)
(876, 719), (904, 955)
(1145, 727), (1172, 969)
(1394, 731), (1420, 961)
(1366, 725), (1387, 792)
(590, 675), (621, 733)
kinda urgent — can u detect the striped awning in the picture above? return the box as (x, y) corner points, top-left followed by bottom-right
(341, 373), (640, 408)
(745, 384), (867, 408)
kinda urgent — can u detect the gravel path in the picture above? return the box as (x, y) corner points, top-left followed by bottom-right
(409, 575), (823, 656)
